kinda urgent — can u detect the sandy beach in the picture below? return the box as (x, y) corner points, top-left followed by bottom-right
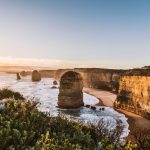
(84, 88), (150, 137)
(84, 88), (116, 107)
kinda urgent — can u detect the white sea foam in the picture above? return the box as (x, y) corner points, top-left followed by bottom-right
(0, 73), (129, 139)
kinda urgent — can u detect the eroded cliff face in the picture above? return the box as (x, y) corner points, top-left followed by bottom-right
(118, 76), (150, 113)
(39, 70), (56, 78)
(75, 68), (121, 90)
(55, 68), (123, 91)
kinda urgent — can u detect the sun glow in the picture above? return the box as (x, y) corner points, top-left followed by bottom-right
(0, 57), (63, 67)
(0, 56), (93, 68)
(0, 56), (133, 69)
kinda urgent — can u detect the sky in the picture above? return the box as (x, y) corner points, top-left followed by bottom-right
(0, 0), (150, 69)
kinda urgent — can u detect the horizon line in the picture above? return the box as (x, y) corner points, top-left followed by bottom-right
(0, 56), (148, 70)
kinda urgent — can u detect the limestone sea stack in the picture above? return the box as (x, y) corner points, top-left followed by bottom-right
(58, 71), (84, 108)
(32, 70), (41, 82)
(16, 73), (21, 80)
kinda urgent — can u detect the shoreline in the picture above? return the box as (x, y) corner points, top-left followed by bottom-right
(83, 88), (150, 138)
(83, 88), (116, 107)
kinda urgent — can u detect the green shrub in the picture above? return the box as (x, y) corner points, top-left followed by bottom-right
(0, 88), (136, 149)
(0, 88), (25, 100)
(0, 99), (135, 150)
(130, 128), (150, 150)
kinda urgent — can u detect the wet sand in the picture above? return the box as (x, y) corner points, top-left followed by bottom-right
(84, 88), (116, 107)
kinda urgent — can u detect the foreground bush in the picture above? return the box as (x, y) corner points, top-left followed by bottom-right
(0, 99), (136, 150)
(130, 128), (150, 150)
(115, 90), (150, 120)
(0, 88), (25, 100)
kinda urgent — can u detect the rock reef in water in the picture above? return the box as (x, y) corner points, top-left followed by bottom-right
(53, 80), (58, 85)
(32, 70), (41, 82)
(51, 86), (57, 89)
(58, 71), (84, 108)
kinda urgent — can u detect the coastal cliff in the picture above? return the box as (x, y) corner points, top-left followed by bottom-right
(116, 76), (150, 118)
(39, 70), (56, 78)
(75, 68), (122, 91)
(55, 68), (124, 91)
(4, 67), (124, 92)
(20, 70), (56, 78)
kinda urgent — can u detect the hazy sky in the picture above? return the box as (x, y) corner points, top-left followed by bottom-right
(0, 0), (150, 68)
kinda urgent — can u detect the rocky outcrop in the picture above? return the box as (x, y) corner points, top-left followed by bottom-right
(75, 68), (121, 91)
(53, 80), (58, 85)
(55, 68), (124, 91)
(32, 70), (41, 82)
(116, 76), (150, 116)
(16, 73), (21, 80)
(58, 71), (84, 108)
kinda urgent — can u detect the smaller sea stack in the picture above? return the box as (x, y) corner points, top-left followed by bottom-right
(32, 70), (41, 82)
(16, 73), (21, 80)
